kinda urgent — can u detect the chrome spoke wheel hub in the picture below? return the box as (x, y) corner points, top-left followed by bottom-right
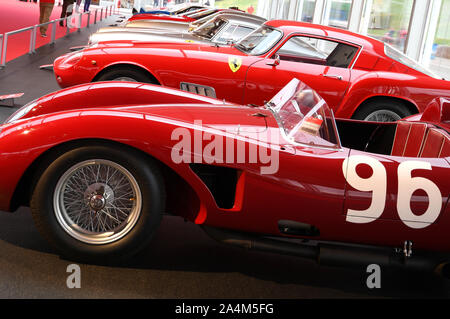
(364, 110), (402, 122)
(53, 159), (142, 244)
(113, 76), (137, 82)
(89, 194), (106, 211)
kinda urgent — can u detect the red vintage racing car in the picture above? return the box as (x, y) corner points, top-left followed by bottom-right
(126, 8), (239, 26)
(0, 79), (449, 273)
(54, 20), (450, 122)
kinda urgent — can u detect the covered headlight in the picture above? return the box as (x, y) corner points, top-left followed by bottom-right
(5, 99), (39, 124)
(58, 51), (84, 69)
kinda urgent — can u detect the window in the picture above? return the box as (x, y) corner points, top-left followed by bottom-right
(192, 17), (228, 39)
(367, 0), (414, 52)
(327, 0), (353, 29)
(385, 44), (439, 78)
(276, 36), (358, 68)
(428, 0), (450, 80)
(300, 0), (316, 23)
(215, 25), (255, 44)
(235, 25), (282, 56)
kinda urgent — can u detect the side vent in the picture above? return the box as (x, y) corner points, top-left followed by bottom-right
(278, 220), (320, 237)
(180, 82), (217, 98)
(189, 164), (238, 209)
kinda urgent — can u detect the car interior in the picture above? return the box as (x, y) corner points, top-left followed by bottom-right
(276, 40), (359, 68)
(335, 119), (450, 158)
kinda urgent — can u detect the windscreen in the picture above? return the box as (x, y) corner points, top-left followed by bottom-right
(268, 79), (340, 149)
(235, 25), (282, 55)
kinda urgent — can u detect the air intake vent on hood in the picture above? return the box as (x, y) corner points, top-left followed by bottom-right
(180, 82), (216, 98)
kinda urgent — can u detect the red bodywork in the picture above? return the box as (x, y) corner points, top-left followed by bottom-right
(0, 82), (449, 255)
(127, 13), (198, 23)
(53, 20), (450, 119)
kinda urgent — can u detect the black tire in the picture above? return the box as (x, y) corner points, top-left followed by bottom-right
(352, 99), (414, 122)
(30, 145), (165, 264)
(96, 66), (153, 83)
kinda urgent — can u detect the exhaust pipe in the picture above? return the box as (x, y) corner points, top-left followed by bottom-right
(202, 226), (446, 274)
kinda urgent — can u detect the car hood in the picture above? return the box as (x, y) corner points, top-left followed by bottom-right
(97, 22), (190, 34)
(116, 103), (270, 134)
(89, 29), (208, 45)
(92, 40), (246, 57)
(6, 82), (227, 123)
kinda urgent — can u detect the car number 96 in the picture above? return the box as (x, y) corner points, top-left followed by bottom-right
(343, 155), (443, 229)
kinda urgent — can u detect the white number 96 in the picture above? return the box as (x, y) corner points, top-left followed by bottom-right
(343, 155), (443, 229)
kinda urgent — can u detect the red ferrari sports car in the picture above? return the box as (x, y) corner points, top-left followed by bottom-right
(53, 20), (450, 122)
(0, 79), (449, 273)
(127, 8), (236, 25)
(126, 8), (208, 24)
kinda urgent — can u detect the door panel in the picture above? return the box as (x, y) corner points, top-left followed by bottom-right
(244, 59), (351, 109)
(156, 48), (261, 104)
(343, 150), (450, 228)
(243, 34), (356, 109)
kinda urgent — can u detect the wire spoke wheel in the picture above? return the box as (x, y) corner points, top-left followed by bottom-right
(53, 159), (142, 245)
(112, 76), (138, 82)
(363, 109), (402, 122)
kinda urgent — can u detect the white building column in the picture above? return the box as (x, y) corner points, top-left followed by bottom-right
(312, 0), (326, 25)
(287, 0), (300, 20)
(256, 0), (268, 17)
(294, 0), (305, 21)
(420, 0), (442, 66)
(348, 0), (373, 34)
(405, 0), (432, 59)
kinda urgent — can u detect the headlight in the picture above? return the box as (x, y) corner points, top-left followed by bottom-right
(58, 51), (84, 69)
(5, 99), (39, 124)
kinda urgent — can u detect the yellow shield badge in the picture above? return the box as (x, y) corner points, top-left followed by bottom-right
(228, 56), (242, 73)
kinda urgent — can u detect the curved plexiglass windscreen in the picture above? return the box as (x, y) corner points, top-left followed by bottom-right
(235, 25), (282, 55)
(267, 78), (341, 149)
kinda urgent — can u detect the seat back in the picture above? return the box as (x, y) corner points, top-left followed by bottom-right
(420, 128), (450, 158)
(391, 122), (427, 157)
(391, 121), (450, 158)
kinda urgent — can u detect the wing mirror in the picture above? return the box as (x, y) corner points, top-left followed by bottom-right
(266, 54), (280, 67)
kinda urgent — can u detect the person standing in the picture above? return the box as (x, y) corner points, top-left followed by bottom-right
(39, 0), (55, 37)
(60, 0), (73, 26)
(84, 0), (91, 12)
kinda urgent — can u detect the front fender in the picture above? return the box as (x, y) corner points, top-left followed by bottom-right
(15, 82), (223, 121)
(0, 110), (216, 219)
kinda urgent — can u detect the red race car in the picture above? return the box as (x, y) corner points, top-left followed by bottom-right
(126, 8), (240, 25)
(126, 7), (209, 24)
(53, 20), (450, 122)
(0, 79), (449, 273)
(121, 8), (247, 30)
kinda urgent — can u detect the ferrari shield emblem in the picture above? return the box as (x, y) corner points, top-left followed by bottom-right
(228, 56), (242, 73)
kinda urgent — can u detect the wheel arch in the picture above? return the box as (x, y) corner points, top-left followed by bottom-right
(352, 95), (420, 119)
(92, 62), (162, 85)
(10, 138), (201, 221)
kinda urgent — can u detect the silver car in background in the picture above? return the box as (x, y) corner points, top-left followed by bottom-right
(88, 13), (267, 46)
(99, 9), (253, 34)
